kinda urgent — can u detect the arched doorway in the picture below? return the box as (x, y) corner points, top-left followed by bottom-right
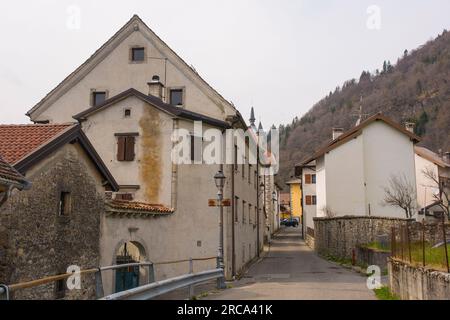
(114, 241), (146, 293)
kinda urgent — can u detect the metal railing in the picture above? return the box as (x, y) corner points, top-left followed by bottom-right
(0, 256), (225, 300)
(100, 268), (224, 300)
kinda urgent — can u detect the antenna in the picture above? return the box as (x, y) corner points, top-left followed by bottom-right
(351, 95), (370, 126)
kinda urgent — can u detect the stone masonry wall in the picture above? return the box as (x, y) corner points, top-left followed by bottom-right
(0, 145), (104, 300)
(389, 259), (450, 300)
(314, 216), (409, 260)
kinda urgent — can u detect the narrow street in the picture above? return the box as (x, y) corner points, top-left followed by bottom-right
(204, 227), (376, 300)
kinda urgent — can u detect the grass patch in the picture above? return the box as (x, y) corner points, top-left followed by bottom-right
(324, 254), (353, 266)
(364, 241), (390, 253)
(374, 286), (399, 300)
(397, 242), (450, 272)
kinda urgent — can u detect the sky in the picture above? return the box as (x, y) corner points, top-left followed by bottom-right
(1, 0), (449, 128)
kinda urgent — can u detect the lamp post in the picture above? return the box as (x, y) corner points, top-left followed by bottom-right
(214, 169), (226, 289)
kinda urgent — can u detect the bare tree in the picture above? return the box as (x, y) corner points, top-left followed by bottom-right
(322, 206), (336, 218)
(422, 167), (450, 219)
(383, 174), (417, 219)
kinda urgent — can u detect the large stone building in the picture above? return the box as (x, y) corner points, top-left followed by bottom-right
(0, 124), (118, 299)
(24, 15), (274, 292)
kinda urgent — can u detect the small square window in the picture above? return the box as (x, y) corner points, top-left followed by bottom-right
(92, 91), (106, 107)
(131, 47), (145, 62)
(59, 192), (71, 216)
(170, 89), (183, 106)
(124, 109), (131, 117)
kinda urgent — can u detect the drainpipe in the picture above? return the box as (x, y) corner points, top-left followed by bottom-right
(231, 161), (236, 276)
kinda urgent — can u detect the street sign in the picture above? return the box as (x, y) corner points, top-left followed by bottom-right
(208, 199), (231, 207)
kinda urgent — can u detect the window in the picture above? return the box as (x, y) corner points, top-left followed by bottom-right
(305, 174), (317, 184)
(242, 163), (245, 179)
(234, 196), (239, 222)
(248, 165), (252, 184)
(305, 195), (317, 206)
(243, 200), (246, 223)
(131, 47), (145, 62)
(117, 135), (136, 162)
(234, 145), (238, 172)
(115, 193), (134, 201)
(190, 135), (203, 163)
(92, 91), (107, 107)
(170, 89), (183, 106)
(124, 109), (131, 117)
(55, 279), (66, 299)
(254, 171), (257, 189)
(59, 192), (71, 216)
(249, 204), (252, 224)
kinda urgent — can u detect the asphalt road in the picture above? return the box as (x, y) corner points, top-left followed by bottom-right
(204, 227), (376, 300)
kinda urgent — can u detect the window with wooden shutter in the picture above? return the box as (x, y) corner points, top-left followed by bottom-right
(312, 195), (317, 205)
(305, 195), (312, 206)
(305, 174), (312, 184)
(117, 136), (126, 161)
(117, 135), (136, 162)
(125, 136), (135, 161)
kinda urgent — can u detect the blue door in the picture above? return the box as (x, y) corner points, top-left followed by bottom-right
(115, 264), (140, 293)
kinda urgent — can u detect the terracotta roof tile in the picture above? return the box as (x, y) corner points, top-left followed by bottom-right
(0, 124), (75, 164)
(0, 155), (28, 188)
(106, 200), (174, 215)
(415, 146), (450, 168)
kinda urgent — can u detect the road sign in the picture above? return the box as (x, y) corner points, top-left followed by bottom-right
(208, 199), (231, 207)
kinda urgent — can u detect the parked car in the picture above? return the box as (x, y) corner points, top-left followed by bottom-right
(281, 218), (299, 228)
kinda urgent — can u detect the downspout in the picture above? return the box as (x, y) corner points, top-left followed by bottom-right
(171, 119), (179, 210)
(231, 155), (236, 276)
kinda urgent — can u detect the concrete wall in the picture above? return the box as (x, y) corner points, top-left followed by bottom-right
(302, 167), (317, 234)
(0, 143), (105, 300)
(389, 259), (450, 300)
(314, 216), (408, 260)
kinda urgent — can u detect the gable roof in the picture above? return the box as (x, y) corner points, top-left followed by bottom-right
(0, 124), (119, 191)
(415, 146), (450, 168)
(27, 15), (236, 119)
(0, 155), (30, 190)
(298, 113), (421, 167)
(73, 88), (231, 129)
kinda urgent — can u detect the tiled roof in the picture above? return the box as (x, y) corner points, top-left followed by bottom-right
(0, 155), (29, 188)
(106, 200), (175, 216)
(0, 124), (75, 164)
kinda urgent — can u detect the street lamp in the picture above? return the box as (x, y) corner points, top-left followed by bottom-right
(214, 170), (226, 289)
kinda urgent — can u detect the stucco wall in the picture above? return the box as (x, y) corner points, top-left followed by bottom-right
(302, 167), (317, 233)
(32, 24), (233, 123)
(362, 121), (417, 218)
(0, 143), (105, 300)
(415, 153), (439, 210)
(389, 259), (450, 300)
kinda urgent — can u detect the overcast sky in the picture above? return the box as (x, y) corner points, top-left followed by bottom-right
(1, 0), (449, 127)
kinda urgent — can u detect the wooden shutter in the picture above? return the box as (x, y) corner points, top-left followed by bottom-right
(125, 136), (136, 161)
(305, 195), (312, 205)
(305, 174), (312, 184)
(117, 137), (126, 161)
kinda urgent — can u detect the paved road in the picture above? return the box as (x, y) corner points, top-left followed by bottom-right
(204, 227), (376, 300)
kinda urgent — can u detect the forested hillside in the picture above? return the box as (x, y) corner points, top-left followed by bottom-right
(277, 29), (450, 189)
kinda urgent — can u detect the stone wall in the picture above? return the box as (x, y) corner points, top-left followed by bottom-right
(313, 216), (409, 260)
(389, 259), (450, 300)
(0, 145), (104, 300)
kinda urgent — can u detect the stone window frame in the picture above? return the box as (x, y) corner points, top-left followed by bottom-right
(129, 45), (148, 64)
(167, 86), (186, 107)
(90, 89), (109, 107)
(123, 108), (132, 118)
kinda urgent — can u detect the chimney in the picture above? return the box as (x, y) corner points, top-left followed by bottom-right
(332, 128), (344, 140)
(148, 75), (164, 100)
(405, 122), (415, 133)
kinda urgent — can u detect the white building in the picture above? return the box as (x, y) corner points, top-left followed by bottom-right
(296, 114), (420, 230)
(415, 146), (450, 220)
